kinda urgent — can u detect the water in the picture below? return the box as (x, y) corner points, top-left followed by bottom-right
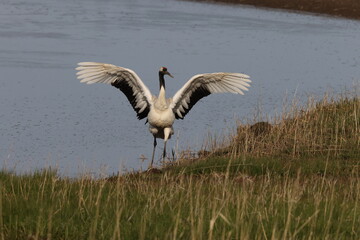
(1, 0), (359, 176)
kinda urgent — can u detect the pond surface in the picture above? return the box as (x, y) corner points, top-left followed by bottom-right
(0, 0), (359, 176)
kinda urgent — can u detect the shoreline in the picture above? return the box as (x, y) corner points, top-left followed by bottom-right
(186, 0), (360, 20)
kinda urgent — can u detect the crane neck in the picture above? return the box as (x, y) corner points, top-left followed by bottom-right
(158, 72), (167, 104)
(159, 72), (165, 91)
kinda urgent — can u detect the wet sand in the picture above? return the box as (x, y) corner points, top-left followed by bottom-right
(188, 0), (360, 20)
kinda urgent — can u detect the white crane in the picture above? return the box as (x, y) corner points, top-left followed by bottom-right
(76, 62), (251, 169)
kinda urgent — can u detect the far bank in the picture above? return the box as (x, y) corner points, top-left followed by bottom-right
(186, 0), (360, 20)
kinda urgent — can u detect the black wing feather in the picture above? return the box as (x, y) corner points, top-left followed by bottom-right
(111, 72), (150, 120)
(76, 62), (153, 120)
(174, 85), (211, 120)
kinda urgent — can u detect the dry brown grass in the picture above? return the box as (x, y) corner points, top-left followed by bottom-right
(235, 97), (359, 157)
(191, 94), (360, 161)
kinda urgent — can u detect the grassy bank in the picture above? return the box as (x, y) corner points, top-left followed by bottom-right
(201, 95), (360, 161)
(186, 0), (360, 20)
(1, 160), (359, 239)
(1, 95), (359, 239)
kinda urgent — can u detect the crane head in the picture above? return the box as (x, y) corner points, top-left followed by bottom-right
(159, 67), (174, 78)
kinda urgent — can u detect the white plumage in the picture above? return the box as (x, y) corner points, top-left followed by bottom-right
(76, 62), (251, 168)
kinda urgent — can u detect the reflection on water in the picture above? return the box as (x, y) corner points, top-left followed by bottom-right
(0, 0), (359, 176)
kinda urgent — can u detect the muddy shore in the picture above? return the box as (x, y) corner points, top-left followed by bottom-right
(188, 0), (360, 20)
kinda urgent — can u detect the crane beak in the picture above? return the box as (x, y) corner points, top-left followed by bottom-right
(165, 71), (174, 78)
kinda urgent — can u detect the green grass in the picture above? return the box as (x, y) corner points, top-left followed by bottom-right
(168, 155), (359, 177)
(1, 95), (359, 239)
(1, 161), (359, 239)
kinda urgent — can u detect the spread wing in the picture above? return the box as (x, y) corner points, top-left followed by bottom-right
(170, 72), (251, 119)
(76, 62), (153, 120)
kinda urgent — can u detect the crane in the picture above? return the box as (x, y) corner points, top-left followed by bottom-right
(76, 62), (251, 169)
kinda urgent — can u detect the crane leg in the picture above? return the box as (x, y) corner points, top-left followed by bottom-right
(162, 127), (172, 161)
(149, 137), (157, 169)
(163, 141), (167, 160)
